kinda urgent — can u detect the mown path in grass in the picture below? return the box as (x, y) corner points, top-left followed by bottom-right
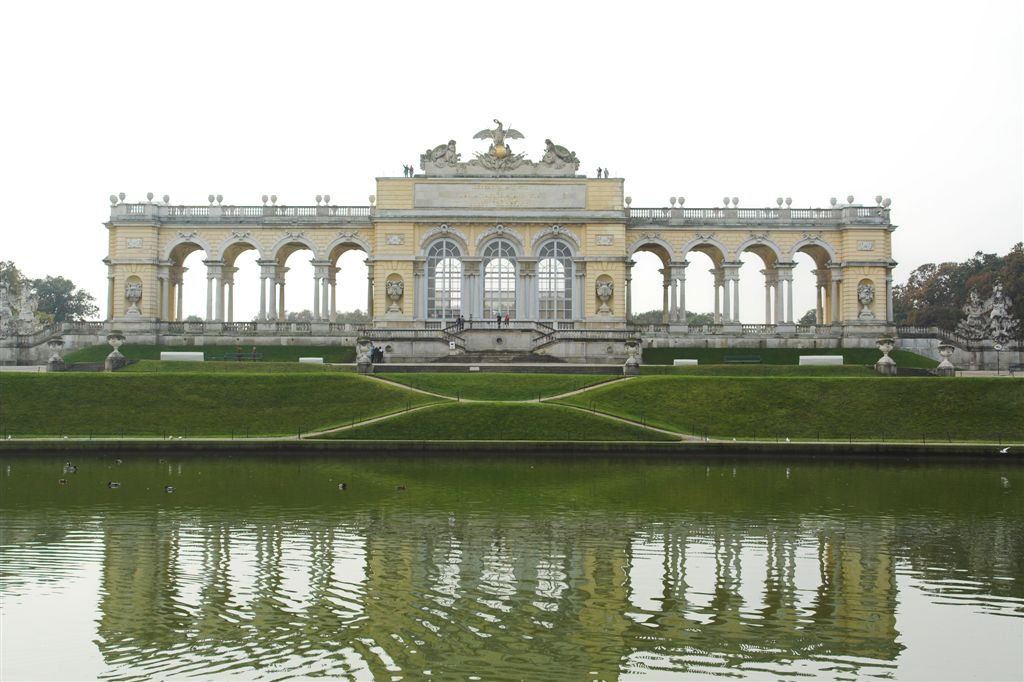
(321, 402), (679, 441)
(554, 375), (1024, 441)
(0, 373), (438, 437)
(374, 372), (616, 401)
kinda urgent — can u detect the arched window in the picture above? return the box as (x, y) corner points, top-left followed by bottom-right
(537, 240), (573, 320)
(482, 239), (517, 318)
(426, 239), (462, 319)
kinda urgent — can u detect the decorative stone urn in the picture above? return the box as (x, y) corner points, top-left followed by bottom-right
(385, 279), (404, 314)
(46, 337), (65, 372)
(623, 337), (641, 376)
(936, 342), (956, 376)
(355, 336), (373, 374)
(125, 282), (143, 317)
(596, 280), (614, 315)
(875, 336), (897, 376)
(104, 331), (127, 371)
(858, 283), (876, 320)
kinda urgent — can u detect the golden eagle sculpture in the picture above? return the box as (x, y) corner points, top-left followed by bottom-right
(473, 119), (524, 159)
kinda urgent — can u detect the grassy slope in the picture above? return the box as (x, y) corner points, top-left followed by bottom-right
(557, 376), (1024, 440)
(377, 373), (615, 400)
(64, 344), (356, 363)
(0, 373), (437, 437)
(642, 347), (937, 368)
(122, 360), (354, 373)
(323, 402), (677, 441)
(639, 364), (875, 376)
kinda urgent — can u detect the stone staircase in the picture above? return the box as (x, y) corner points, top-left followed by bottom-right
(430, 350), (565, 364)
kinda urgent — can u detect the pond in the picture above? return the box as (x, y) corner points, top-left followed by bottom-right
(1, 453), (1022, 680)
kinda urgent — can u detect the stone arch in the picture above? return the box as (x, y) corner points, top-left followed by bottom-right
(420, 224), (469, 254)
(627, 235), (675, 265)
(164, 233), (213, 263)
(324, 232), (373, 262)
(531, 224), (581, 256)
(270, 233), (318, 263)
(788, 236), (838, 267)
(475, 224), (525, 256)
(680, 235), (729, 266)
(734, 235), (784, 266)
(218, 233), (266, 266)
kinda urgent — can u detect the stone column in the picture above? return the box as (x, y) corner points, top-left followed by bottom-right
(173, 267), (185, 321)
(712, 268), (724, 324)
(721, 276), (731, 323)
(886, 273), (894, 323)
(205, 270), (214, 321)
(312, 268), (321, 321)
(774, 262), (795, 325)
(107, 272), (115, 320)
(830, 265), (842, 324)
(365, 260), (374, 323)
(814, 269), (828, 324)
(224, 266), (237, 323)
(157, 264), (170, 321)
(267, 269), (277, 321)
(574, 261), (586, 321)
(761, 269), (776, 324)
(329, 266), (339, 322)
(660, 268), (670, 323)
(278, 276), (286, 321)
(257, 259), (275, 321)
(624, 259), (634, 322)
(677, 261), (688, 324)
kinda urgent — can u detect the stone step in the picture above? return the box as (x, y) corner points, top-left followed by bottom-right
(374, 363), (623, 375)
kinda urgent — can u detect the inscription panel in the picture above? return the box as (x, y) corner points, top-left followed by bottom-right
(414, 183), (586, 209)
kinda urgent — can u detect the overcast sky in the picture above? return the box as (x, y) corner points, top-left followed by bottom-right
(2, 0), (1020, 322)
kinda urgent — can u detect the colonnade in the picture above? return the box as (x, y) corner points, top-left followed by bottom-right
(152, 256), (370, 323)
(626, 258), (859, 325)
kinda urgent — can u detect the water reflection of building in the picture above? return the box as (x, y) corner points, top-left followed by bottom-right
(89, 511), (911, 678)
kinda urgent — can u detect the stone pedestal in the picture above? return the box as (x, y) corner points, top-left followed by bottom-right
(623, 338), (641, 376)
(105, 332), (128, 371)
(46, 337), (65, 372)
(936, 342), (956, 377)
(874, 336), (897, 376)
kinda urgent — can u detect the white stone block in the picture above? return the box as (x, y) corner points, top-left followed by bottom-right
(799, 355), (843, 365)
(160, 351), (204, 362)
(672, 359), (698, 366)
(298, 357), (324, 364)
(469, 366), (480, 372)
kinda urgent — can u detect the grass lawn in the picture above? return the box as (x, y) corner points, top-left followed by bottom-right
(121, 360), (354, 373)
(321, 402), (677, 441)
(639, 364), (876, 376)
(0, 373), (437, 437)
(642, 346), (937, 368)
(376, 373), (616, 400)
(64, 344), (355, 364)
(556, 375), (1024, 441)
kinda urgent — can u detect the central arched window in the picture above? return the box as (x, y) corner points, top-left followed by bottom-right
(482, 239), (517, 318)
(538, 239), (573, 320)
(427, 239), (462, 319)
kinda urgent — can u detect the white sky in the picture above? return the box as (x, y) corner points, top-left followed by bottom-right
(1, 0), (1020, 322)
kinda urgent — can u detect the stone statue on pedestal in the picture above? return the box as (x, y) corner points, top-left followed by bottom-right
(956, 283), (1018, 345)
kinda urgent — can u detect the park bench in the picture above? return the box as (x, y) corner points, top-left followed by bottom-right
(1010, 363), (1023, 376)
(723, 355), (761, 364)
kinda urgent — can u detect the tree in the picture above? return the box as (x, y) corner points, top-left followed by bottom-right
(893, 243), (1022, 330)
(631, 309), (714, 325)
(286, 309), (314, 322)
(0, 261), (22, 292)
(30, 276), (99, 322)
(798, 308), (817, 325)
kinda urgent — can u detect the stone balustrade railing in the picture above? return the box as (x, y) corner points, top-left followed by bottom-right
(626, 205), (890, 226)
(110, 202), (889, 226)
(111, 203), (372, 223)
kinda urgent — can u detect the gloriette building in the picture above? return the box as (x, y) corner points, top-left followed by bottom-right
(12, 122), (905, 363)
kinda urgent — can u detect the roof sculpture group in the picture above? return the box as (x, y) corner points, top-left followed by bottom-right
(420, 119), (580, 177)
